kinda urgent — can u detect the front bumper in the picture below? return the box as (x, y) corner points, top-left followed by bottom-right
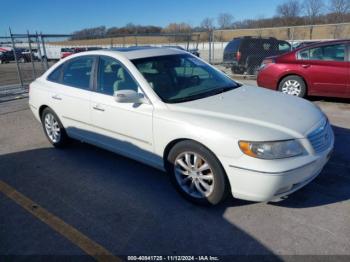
(223, 148), (332, 202)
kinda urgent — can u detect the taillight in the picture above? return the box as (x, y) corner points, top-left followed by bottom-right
(262, 58), (275, 65)
(260, 58), (275, 71)
(236, 51), (241, 62)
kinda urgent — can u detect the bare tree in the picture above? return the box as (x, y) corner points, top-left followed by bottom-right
(201, 17), (215, 31)
(217, 13), (234, 29)
(276, 0), (302, 39)
(328, 0), (350, 22)
(276, 0), (302, 25)
(162, 23), (192, 33)
(304, 0), (324, 23)
(303, 0), (324, 38)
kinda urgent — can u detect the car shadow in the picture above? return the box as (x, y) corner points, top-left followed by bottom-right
(272, 125), (350, 208)
(1, 122), (349, 256)
(308, 96), (350, 104)
(0, 139), (278, 257)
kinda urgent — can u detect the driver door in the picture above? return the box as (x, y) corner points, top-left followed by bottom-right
(89, 56), (156, 165)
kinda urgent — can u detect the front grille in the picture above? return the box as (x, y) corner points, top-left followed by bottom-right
(307, 119), (332, 153)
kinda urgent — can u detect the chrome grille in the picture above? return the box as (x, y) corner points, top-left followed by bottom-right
(307, 119), (332, 154)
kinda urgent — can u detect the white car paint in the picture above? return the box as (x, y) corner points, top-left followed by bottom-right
(29, 48), (334, 202)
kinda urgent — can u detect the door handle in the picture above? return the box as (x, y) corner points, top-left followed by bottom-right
(301, 64), (311, 68)
(51, 95), (62, 100)
(92, 104), (105, 112)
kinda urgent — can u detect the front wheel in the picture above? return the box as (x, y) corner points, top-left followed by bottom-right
(167, 141), (229, 205)
(41, 108), (68, 147)
(278, 75), (306, 97)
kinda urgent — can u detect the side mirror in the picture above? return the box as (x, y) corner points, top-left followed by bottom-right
(114, 89), (149, 104)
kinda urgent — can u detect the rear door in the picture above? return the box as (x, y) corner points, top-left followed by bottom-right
(48, 55), (96, 139)
(296, 43), (349, 97)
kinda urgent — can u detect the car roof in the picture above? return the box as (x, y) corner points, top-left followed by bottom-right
(294, 39), (350, 51)
(105, 46), (186, 60)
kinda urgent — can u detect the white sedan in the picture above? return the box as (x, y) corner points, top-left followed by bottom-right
(29, 47), (334, 205)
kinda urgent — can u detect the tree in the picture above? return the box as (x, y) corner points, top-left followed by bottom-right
(276, 0), (302, 25)
(303, 0), (324, 23)
(200, 17), (215, 31)
(162, 23), (192, 33)
(328, 0), (350, 22)
(217, 13), (234, 29)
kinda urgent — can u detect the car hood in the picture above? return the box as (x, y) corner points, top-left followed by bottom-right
(166, 86), (324, 140)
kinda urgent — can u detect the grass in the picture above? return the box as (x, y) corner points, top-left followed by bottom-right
(50, 24), (350, 46)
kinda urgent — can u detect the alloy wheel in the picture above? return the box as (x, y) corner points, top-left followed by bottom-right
(174, 152), (215, 198)
(44, 113), (61, 143)
(281, 80), (301, 96)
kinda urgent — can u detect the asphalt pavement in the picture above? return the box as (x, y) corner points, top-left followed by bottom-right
(0, 96), (350, 260)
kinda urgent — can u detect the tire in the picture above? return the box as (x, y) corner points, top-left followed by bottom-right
(278, 75), (306, 98)
(41, 108), (68, 148)
(231, 66), (244, 75)
(247, 64), (259, 76)
(167, 140), (229, 206)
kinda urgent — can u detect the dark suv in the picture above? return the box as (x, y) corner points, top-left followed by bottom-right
(223, 36), (291, 75)
(0, 49), (31, 64)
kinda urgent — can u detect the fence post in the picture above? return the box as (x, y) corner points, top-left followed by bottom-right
(40, 33), (49, 70)
(208, 30), (212, 64)
(212, 30), (215, 63)
(290, 27), (295, 43)
(9, 27), (24, 88)
(186, 34), (190, 50)
(35, 32), (44, 69)
(27, 30), (36, 79)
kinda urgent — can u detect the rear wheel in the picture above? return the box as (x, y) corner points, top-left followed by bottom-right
(167, 140), (229, 205)
(278, 75), (306, 97)
(41, 108), (68, 148)
(247, 64), (259, 75)
(231, 66), (244, 74)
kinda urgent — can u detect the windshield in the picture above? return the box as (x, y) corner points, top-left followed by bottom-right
(132, 54), (240, 103)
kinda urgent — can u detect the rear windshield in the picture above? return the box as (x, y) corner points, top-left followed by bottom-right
(225, 40), (240, 52)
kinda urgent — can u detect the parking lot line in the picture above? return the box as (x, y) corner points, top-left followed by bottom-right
(0, 180), (121, 262)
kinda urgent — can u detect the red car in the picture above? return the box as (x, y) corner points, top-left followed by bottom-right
(60, 48), (74, 59)
(257, 40), (350, 98)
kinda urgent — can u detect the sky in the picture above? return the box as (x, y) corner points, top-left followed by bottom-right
(1, 0), (284, 35)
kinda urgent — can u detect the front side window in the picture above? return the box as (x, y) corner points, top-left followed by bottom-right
(62, 56), (94, 89)
(97, 56), (138, 95)
(132, 54), (240, 103)
(297, 44), (346, 61)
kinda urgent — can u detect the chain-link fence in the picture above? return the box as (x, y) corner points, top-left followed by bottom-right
(208, 22), (350, 73)
(1, 23), (349, 101)
(0, 31), (70, 101)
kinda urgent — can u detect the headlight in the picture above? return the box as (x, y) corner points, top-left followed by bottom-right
(238, 140), (305, 159)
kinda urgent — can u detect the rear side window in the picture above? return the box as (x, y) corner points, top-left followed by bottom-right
(47, 64), (63, 83)
(62, 56), (94, 89)
(297, 44), (346, 61)
(278, 41), (291, 51)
